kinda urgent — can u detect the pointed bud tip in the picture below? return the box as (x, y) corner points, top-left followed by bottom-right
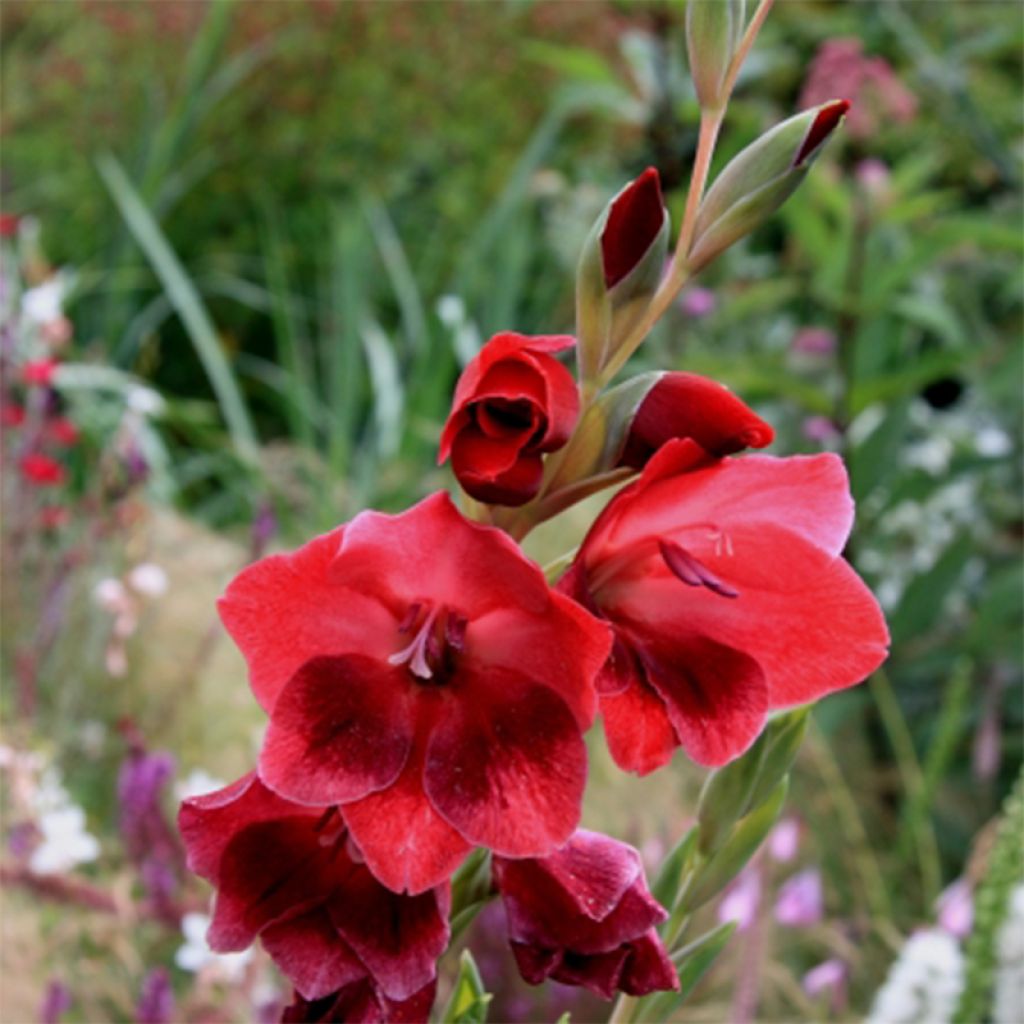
(794, 100), (851, 168)
(601, 167), (665, 289)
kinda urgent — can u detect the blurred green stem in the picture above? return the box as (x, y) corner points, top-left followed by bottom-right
(836, 196), (871, 432)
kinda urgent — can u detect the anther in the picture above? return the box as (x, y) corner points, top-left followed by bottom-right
(659, 539), (739, 599)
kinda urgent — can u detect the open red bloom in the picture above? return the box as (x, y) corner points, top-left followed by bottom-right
(618, 372), (774, 469)
(20, 452), (65, 486)
(561, 440), (889, 772)
(438, 333), (579, 505)
(493, 829), (678, 1000)
(179, 773), (448, 1012)
(219, 492), (610, 894)
(46, 417), (80, 447)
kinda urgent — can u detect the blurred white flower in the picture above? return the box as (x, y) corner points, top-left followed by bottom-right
(175, 769), (226, 803)
(867, 928), (964, 1024)
(126, 386), (165, 417)
(435, 294), (481, 368)
(94, 578), (127, 612)
(128, 563), (168, 598)
(29, 805), (100, 875)
(976, 425), (1012, 458)
(994, 884), (1024, 1024)
(176, 913), (252, 982)
(22, 276), (66, 325)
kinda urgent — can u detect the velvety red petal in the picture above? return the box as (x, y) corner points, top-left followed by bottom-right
(534, 353), (580, 452)
(450, 425), (528, 480)
(340, 726), (472, 896)
(382, 980), (437, 1024)
(619, 931), (680, 996)
(636, 631), (769, 767)
(550, 947), (631, 1000)
(601, 167), (665, 289)
(473, 359), (547, 407)
(261, 655), (414, 806)
(451, 450), (545, 506)
(471, 588), (610, 729)
(618, 523), (889, 709)
(599, 666), (679, 776)
(207, 817), (341, 951)
(218, 526), (396, 712)
(179, 772), (315, 881)
(328, 869), (449, 1002)
(619, 372), (773, 469)
(509, 942), (561, 985)
(261, 908), (366, 1001)
(333, 492), (551, 618)
(424, 671), (586, 856)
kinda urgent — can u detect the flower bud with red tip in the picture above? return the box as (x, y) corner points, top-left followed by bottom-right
(494, 829), (679, 1000)
(438, 333), (579, 506)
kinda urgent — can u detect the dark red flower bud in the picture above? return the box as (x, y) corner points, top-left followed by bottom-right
(494, 829), (679, 1000)
(618, 371), (774, 469)
(601, 168), (666, 289)
(438, 333), (579, 506)
(794, 99), (851, 167)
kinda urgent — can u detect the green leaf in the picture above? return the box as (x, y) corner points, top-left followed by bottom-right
(889, 533), (973, 645)
(651, 826), (698, 911)
(697, 732), (767, 854)
(746, 708), (811, 811)
(440, 950), (492, 1024)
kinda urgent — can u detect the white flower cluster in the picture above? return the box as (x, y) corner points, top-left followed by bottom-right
(866, 928), (964, 1024)
(993, 884), (1024, 1024)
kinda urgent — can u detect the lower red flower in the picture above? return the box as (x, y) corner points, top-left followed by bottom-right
(281, 980), (436, 1024)
(493, 829), (678, 1000)
(561, 440), (889, 772)
(20, 452), (65, 486)
(179, 774), (448, 1013)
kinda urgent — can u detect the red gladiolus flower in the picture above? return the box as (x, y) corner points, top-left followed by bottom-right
(618, 372), (774, 469)
(179, 773), (448, 1011)
(20, 453), (65, 486)
(281, 980), (436, 1024)
(22, 359), (58, 387)
(1, 403), (26, 428)
(601, 167), (666, 289)
(493, 829), (678, 1000)
(46, 417), (80, 447)
(438, 333), (579, 506)
(561, 440), (889, 772)
(219, 492), (610, 894)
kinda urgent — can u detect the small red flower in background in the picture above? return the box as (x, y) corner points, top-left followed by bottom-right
(493, 829), (678, 1000)
(40, 506), (70, 531)
(618, 372), (774, 469)
(179, 773), (447, 1014)
(1, 403), (26, 429)
(45, 417), (80, 447)
(561, 440), (889, 772)
(219, 492), (610, 894)
(20, 452), (66, 487)
(438, 333), (579, 505)
(22, 359), (59, 387)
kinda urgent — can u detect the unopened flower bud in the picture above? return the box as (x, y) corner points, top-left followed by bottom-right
(577, 168), (669, 383)
(686, 0), (746, 112)
(689, 100), (850, 271)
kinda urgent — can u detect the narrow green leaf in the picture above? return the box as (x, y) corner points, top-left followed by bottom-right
(697, 731), (767, 854)
(440, 950), (492, 1024)
(651, 826), (698, 911)
(746, 707), (811, 811)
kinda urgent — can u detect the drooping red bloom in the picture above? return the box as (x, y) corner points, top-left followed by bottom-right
(561, 440), (889, 772)
(219, 492), (610, 894)
(493, 829), (678, 1000)
(438, 333), (579, 505)
(618, 372), (774, 469)
(20, 452), (66, 486)
(281, 980), (436, 1024)
(46, 417), (80, 447)
(22, 359), (58, 387)
(179, 773), (448, 1014)
(601, 167), (666, 289)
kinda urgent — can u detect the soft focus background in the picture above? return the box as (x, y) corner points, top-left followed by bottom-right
(1, 2), (1021, 1022)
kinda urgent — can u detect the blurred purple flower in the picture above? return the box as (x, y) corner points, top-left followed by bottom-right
(791, 326), (836, 356)
(136, 968), (175, 1024)
(39, 980), (72, 1024)
(718, 867), (761, 932)
(937, 878), (974, 940)
(856, 158), (891, 197)
(774, 868), (824, 927)
(803, 958), (847, 1011)
(802, 416), (841, 445)
(251, 501), (278, 560)
(679, 286), (717, 318)
(768, 817), (800, 863)
(9, 820), (38, 859)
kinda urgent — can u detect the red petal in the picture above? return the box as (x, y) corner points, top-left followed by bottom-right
(550, 946), (631, 999)
(619, 372), (773, 469)
(599, 665), (679, 775)
(535, 349), (580, 452)
(424, 672), (586, 856)
(601, 167), (665, 289)
(261, 908), (366, 1001)
(218, 526), (396, 712)
(450, 425), (526, 480)
(340, 730), (473, 896)
(619, 931), (680, 996)
(328, 870), (449, 1002)
(794, 99), (850, 167)
(450, 446), (545, 505)
(261, 655), (414, 806)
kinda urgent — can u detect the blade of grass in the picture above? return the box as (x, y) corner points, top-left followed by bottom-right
(97, 152), (259, 464)
(360, 317), (404, 461)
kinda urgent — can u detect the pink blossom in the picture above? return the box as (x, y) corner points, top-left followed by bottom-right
(717, 867), (761, 932)
(937, 878), (973, 940)
(774, 868), (823, 927)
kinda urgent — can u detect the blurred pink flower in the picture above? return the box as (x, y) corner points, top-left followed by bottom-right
(856, 158), (892, 197)
(774, 868), (823, 927)
(937, 878), (974, 940)
(803, 958), (847, 1011)
(800, 38), (917, 140)
(768, 817), (800, 863)
(679, 286), (717, 318)
(718, 867), (761, 932)
(791, 327), (836, 356)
